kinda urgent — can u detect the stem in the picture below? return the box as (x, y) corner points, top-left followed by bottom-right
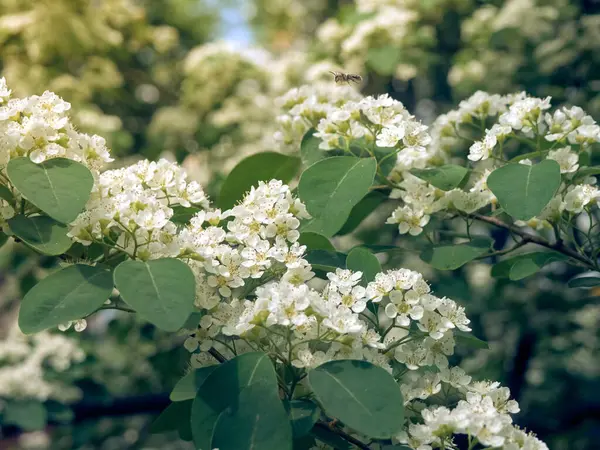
(475, 239), (528, 259)
(470, 213), (594, 268)
(313, 422), (371, 450)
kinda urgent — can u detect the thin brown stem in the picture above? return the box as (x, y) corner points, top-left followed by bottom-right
(470, 213), (593, 268)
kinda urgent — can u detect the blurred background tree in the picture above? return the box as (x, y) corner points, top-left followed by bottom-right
(0, 0), (599, 449)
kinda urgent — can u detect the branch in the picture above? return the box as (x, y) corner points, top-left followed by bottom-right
(470, 213), (594, 268)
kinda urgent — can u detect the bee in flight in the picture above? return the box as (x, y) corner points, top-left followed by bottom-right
(329, 71), (362, 85)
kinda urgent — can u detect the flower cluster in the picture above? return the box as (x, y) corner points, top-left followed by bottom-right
(184, 259), (545, 450)
(0, 80), (553, 450)
(315, 0), (434, 81)
(274, 82), (363, 150)
(177, 179), (312, 306)
(0, 323), (84, 401)
(0, 77), (114, 229)
(400, 386), (547, 450)
(388, 91), (600, 234)
(276, 87), (434, 166)
(68, 158), (208, 259)
(0, 77), (113, 170)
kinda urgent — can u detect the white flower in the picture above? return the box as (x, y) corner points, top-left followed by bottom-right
(376, 124), (405, 147)
(384, 290), (424, 326)
(417, 311), (453, 340)
(387, 206), (430, 235)
(563, 184), (598, 213)
(0, 77), (11, 103)
(439, 366), (472, 388)
(547, 146), (579, 173)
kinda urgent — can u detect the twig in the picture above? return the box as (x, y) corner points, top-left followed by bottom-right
(314, 421), (371, 449)
(208, 347), (227, 363)
(470, 213), (594, 268)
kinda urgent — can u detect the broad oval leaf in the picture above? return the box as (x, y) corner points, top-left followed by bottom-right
(19, 264), (113, 334)
(114, 258), (196, 332)
(567, 275), (600, 288)
(170, 366), (217, 402)
(191, 352), (278, 449)
(212, 382), (293, 450)
(299, 156), (377, 237)
(410, 165), (470, 191)
(346, 247), (381, 286)
(8, 215), (72, 255)
(305, 250), (347, 274)
(420, 239), (492, 270)
(308, 359), (404, 439)
(218, 152), (301, 209)
(286, 400), (320, 438)
(487, 160), (561, 221)
(491, 251), (567, 280)
(298, 232), (335, 252)
(7, 157), (94, 223)
(150, 400), (193, 441)
(301, 129), (326, 167)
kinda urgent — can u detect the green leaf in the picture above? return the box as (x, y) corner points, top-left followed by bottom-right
(567, 275), (600, 288)
(305, 250), (347, 273)
(8, 215), (72, 255)
(0, 231), (8, 248)
(170, 205), (201, 224)
(299, 157), (377, 237)
(18, 264), (113, 334)
(301, 129), (326, 167)
(491, 251), (567, 280)
(410, 165), (470, 191)
(454, 330), (489, 349)
(298, 232), (335, 252)
(337, 191), (387, 236)
(366, 45), (401, 76)
(4, 401), (47, 431)
(346, 247), (381, 286)
(0, 185), (14, 203)
(487, 160), (561, 220)
(170, 366), (217, 402)
(150, 400), (193, 441)
(191, 352), (278, 450)
(285, 400), (320, 438)
(218, 152), (301, 209)
(420, 239), (492, 270)
(6, 157), (94, 223)
(212, 382), (293, 450)
(114, 258), (196, 332)
(308, 359), (404, 439)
